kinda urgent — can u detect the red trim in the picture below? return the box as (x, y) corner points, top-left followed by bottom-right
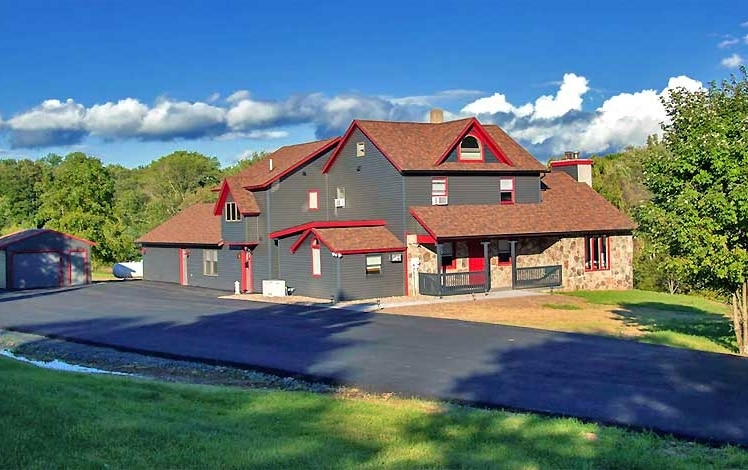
(415, 234), (436, 244)
(497, 240), (512, 266)
(178, 248), (189, 285)
(457, 134), (484, 162)
(244, 138), (341, 190)
(270, 219), (386, 240)
(322, 122), (405, 174)
(289, 228), (405, 255)
(584, 235), (611, 272)
(0, 229), (95, 249)
(500, 176), (515, 205)
(550, 159), (593, 168)
(338, 247), (405, 255)
(227, 241), (259, 247)
(311, 238), (322, 277)
(403, 242), (409, 296)
(433, 119), (514, 166)
(240, 250), (253, 293)
(409, 209), (439, 241)
(308, 189), (319, 211)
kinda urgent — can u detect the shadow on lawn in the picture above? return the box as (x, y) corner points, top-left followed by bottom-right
(608, 301), (736, 352)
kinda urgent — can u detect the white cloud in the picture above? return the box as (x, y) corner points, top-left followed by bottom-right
(390, 89), (482, 106)
(226, 90), (250, 103)
(531, 73), (589, 120)
(7, 99), (85, 131)
(226, 98), (284, 129)
(207, 92), (220, 103)
(85, 98), (148, 136)
(742, 21), (748, 27)
(461, 93), (533, 117)
(718, 37), (739, 48)
(721, 53), (744, 68)
(140, 100), (225, 138)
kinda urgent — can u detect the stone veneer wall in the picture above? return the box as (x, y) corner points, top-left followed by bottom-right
(406, 234), (633, 295)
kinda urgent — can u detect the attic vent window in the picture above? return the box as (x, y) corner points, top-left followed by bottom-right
(458, 135), (483, 161)
(356, 142), (366, 157)
(225, 202), (241, 222)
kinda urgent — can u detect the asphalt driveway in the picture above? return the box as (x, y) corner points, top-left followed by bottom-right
(2, 281), (748, 446)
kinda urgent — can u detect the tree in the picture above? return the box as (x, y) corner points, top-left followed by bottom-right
(638, 67), (748, 354)
(37, 152), (134, 264)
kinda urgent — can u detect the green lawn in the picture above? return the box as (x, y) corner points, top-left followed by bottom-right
(562, 290), (736, 354)
(1, 357), (747, 469)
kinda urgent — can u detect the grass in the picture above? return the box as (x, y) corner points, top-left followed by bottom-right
(2, 357), (748, 469)
(562, 290), (736, 354)
(91, 266), (117, 282)
(542, 302), (582, 310)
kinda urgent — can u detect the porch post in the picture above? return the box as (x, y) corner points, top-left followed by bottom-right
(436, 242), (444, 298)
(334, 254), (342, 303)
(510, 240), (517, 289)
(481, 240), (491, 293)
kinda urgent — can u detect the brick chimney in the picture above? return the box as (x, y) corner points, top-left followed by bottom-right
(550, 151), (593, 186)
(429, 108), (444, 124)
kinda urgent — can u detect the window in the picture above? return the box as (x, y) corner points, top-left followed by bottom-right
(500, 178), (514, 204)
(225, 201), (241, 221)
(585, 235), (609, 271)
(431, 177), (448, 205)
(356, 141), (366, 157)
(439, 242), (455, 269)
(458, 135), (483, 161)
(498, 240), (511, 265)
(311, 238), (321, 277)
(308, 190), (319, 211)
(203, 249), (218, 276)
(365, 255), (382, 275)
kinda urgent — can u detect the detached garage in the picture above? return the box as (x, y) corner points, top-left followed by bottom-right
(0, 229), (94, 290)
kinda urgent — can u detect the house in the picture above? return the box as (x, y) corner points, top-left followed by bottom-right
(0, 229), (94, 290)
(138, 110), (635, 300)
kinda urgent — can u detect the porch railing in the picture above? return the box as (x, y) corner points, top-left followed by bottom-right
(515, 265), (562, 289)
(418, 271), (488, 297)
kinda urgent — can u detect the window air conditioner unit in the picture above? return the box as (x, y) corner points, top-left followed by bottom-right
(431, 196), (448, 206)
(334, 198), (346, 208)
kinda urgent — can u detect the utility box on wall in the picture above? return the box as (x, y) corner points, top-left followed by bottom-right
(262, 279), (287, 297)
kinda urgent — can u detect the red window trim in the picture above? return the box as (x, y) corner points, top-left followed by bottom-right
(311, 238), (322, 277)
(584, 235), (611, 272)
(308, 189), (319, 211)
(431, 177), (448, 197)
(457, 134), (484, 163)
(499, 176), (515, 205)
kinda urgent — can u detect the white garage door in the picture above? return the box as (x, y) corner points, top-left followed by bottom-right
(12, 252), (62, 289)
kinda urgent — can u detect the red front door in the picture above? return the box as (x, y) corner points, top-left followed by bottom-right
(179, 249), (189, 286)
(240, 250), (253, 293)
(468, 242), (486, 285)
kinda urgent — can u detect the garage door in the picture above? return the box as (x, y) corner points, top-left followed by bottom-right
(12, 252), (62, 289)
(69, 251), (87, 285)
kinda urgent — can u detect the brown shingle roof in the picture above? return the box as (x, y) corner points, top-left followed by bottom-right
(353, 118), (546, 172)
(137, 203), (221, 245)
(224, 176), (260, 214)
(290, 226), (405, 254)
(410, 172), (635, 239)
(235, 137), (339, 189)
(313, 226), (405, 253)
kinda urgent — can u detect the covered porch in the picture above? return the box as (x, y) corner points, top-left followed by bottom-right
(408, 235), (562, 297)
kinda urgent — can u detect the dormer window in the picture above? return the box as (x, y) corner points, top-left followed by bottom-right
(225, 201), (241, 221)
(458, 135), (483, 161)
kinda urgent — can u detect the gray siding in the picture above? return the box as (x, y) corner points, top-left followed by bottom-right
(338, 253), (404, 300)
(186, 246), (241, 291)
(405, 174), (541, 206)
(266, 148), (334, 231)
(143, 246), (179, 283)
(220, 194), (247, 242)
(326, 129), (405, 239)
(277, 236), (336, 299)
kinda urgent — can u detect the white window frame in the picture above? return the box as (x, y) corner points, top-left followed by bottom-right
(308, 190), (319, 211)
(203, 249), (218, 276)
(225, 201), (241, 222)
(365, 255), (382, 275)
(431, 177), (447, 197)
(500, 177), (515, 204)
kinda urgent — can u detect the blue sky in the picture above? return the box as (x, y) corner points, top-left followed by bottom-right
(0, 0), (746, 167)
